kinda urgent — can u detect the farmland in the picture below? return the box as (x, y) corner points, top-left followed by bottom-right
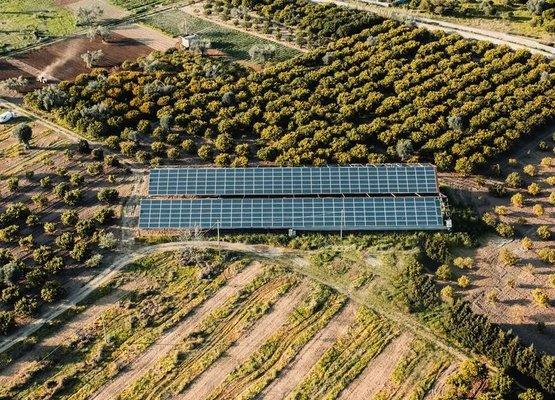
(142, 10), (300, 60)
(0, 114), (135, 341)
(0, 245), (466, 400)
(0, 0), (554, 398)
(0, 0), (76, 54)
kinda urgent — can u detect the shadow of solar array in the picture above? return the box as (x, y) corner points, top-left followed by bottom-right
(139, 165), (449, 232)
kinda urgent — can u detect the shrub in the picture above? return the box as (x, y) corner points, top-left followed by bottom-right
(496, 222), (514, 238)
(499, 248), (518, 266)
(0, 311), (15, 335)
(531, 289), (550, 308)
(532, 204), (544, 216)
(537, 225), (551, 240)
(523, 164), (537, 177)
(511, 192), (524, 207)
(453, 257), (473, 269)
(97, 188), (119, 204)
(527, 183), (540, 195)
(521, 237), (533, 250)
(436, 264), (452, 280)
(458, 275), (470, 288)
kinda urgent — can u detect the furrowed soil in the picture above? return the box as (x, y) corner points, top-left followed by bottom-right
(90, 260), (265, 400)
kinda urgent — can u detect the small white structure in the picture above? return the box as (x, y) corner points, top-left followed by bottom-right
(180, 34), (200, 49)
(0, 111), (15, 124)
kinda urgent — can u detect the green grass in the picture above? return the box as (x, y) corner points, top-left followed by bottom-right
(109, 0), (173, 11)
(0, 0), (76, 54)
(141, 10), (299, 60)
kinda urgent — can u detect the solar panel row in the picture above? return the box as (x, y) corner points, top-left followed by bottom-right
(148, 165), (438, 196)
(139, 197), (446, 231)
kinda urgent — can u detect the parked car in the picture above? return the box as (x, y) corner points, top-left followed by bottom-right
(0, 110), (15, 123)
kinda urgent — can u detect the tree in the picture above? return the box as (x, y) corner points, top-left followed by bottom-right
(14, 296), (39, 317)
(76, 5), (103, 26)
(499, 248), (518, 266)
(198, 144), (214, 161)
(521, 237), (533, 250)
(531, 288), (550, 307)
(496, 222), (515, 238)
(12, 123), (32, 149)
(40, 281), (63, 303)
(85, 253), (103, 268)
(537, 225), (551, 240)
(526, 0), (546, 15)
(81, 50), (104, 68)
(453, 257), (473, 269)
(505, 172), (523, 188)
(523, 164), (537, 177)
(97, 188), (119, 204)
(436, 264), (452, 280)
(440, 285), (454, 303)
(214, 133), (234, 152)
(458, 275), (470, 288)
(527, 183), (541, 195)
(511, 192), (524, 207)
(7, 177), (19, 192)
(0, 311), (15, 335)
(532, 204), (544, 216)
(60, 210), (79, 226)
(396, 139), (414, 161)
(248, 44), (276, 62)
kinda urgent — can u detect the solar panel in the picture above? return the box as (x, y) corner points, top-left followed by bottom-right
(138, 197), (447, 231)
(148, 165), (438, 196)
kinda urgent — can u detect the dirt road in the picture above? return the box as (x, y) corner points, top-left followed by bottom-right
(317, 0), (555, 58)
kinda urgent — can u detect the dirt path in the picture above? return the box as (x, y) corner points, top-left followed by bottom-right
(112, 23), (177, 51)
(320, 0), (555, 58)
(259, 302), (357, 399)
(338, 332), (413, 400)
(177, 284), (309, 400)
(90, 260), (265, 400)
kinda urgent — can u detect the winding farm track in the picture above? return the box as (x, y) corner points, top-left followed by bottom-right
(90, 260), (266, 400)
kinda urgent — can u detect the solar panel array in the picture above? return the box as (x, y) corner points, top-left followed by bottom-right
(139, 197), (445, 231)
(148, 165), (438, 196)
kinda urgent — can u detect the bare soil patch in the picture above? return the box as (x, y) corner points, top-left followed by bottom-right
(178, 284), (309, 399)
(112, 23), (177, 52)
(90, 260), (265, 400)
(260, 302), (357, 399)
(64, 0), (131, 21)
(14, 34), (153, 82)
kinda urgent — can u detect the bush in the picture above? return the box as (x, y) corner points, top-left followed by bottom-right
(14, 296), (39, 317)
(97, 188), (119, 204)
(0, 311), (15, 335)
(537, 225), (551, 240)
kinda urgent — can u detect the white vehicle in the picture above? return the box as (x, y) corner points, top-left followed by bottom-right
(0, 111), (15, 123)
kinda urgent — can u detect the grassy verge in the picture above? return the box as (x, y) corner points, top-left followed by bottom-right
(141, 10), (299, 60)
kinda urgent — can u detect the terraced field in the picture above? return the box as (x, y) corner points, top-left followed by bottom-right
(0, 246), (462, 400)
